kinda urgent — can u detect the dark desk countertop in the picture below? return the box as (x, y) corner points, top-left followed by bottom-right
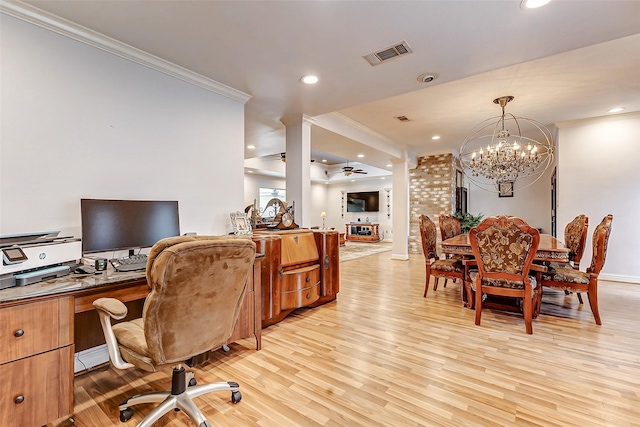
(0, 267), (146, 305)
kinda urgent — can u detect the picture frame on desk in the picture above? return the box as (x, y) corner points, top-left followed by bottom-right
(230, 211), (252, 235)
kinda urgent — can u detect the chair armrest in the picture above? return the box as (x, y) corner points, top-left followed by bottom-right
(92, 297), (134, 370)
(530, 264), (548, 273)
(93, 297), (128, 319)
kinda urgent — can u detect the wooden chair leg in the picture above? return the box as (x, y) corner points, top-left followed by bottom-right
(474, 284), (483, 326)
(423, 264), (430, 298)
(587, 290), (601, 325)
(523, 290), (533, 335)
(576, 293), (584, 304)
(433, 277), (439, 291)
(443, 279), (448, 288)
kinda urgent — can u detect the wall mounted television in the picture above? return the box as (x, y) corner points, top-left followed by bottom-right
(346, 191), (380, 212)
(80, 199), (180, 255)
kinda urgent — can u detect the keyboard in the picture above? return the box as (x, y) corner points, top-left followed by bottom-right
(110, 254), (148, 272)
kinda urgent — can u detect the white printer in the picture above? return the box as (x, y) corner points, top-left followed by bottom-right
(0, 231), (82, 289)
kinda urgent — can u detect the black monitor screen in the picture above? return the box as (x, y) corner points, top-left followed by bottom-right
(81, 199), (180, 254)
(346, 191), (380, 212)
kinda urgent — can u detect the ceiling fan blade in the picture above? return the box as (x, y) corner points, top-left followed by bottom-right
(353, 169), (368, 174)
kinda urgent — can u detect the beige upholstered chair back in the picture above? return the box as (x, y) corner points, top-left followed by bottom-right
(419, 215), (438, 260)
(439, 215), (462, 241)
(470, 215), (540, 281)
(142, 236), (256, 365)
(588, 214), (613, 275)
(564, 214), (588, 267)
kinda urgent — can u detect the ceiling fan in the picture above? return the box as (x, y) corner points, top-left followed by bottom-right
(341, 160), (367, 176)
(268, 152), (315, 163)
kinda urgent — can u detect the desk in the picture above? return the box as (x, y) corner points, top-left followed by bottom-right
(0, 257), (261, 427)
(442, 233), (569, 263)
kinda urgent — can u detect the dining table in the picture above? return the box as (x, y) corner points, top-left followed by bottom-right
(442, 233), (569, 311)
(441, 233), (570, 263)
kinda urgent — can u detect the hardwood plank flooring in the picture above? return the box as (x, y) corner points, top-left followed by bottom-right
(51, 253), (640, 426)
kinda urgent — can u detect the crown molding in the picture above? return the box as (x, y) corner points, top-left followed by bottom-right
(0, 1), (251, 104)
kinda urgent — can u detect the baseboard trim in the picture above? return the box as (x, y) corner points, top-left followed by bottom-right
(391, 254), (409, 261)
(75, 345), (110, 373)
(599, 273), (640, 284)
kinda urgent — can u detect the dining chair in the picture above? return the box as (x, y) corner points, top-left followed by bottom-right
(468, 215), (541, 334)
(419, 215), (465, 300)
(553, 214), (589, 304)
(436, 214), (464, 291)
(540, 214), (613, 325)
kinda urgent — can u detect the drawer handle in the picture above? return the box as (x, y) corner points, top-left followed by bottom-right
(14, 395), (25, 404)
(306, 293), (311, 299)
(14, 329), (24, 338)
(306, 277), (310, 282)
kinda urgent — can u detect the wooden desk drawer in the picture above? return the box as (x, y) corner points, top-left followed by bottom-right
(0, 345), (74, 427)
(0, 297), (73, 365)
(281, 265), (320, 310)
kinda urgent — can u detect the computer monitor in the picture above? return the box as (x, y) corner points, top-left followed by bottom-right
(80, 199), (180, 255)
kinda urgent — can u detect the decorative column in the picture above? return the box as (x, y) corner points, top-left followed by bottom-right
(284, 114), (314, 228)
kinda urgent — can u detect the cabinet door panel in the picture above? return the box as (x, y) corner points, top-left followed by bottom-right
(0, 346), (74, 427)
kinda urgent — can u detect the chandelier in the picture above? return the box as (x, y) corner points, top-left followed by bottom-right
(458, 96), (554, 192)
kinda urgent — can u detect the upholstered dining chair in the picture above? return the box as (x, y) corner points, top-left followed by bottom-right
(93, 236), (256, 427)
(436, 214), (464, 291)
(540, 214), (613, 325)
(553, 214), (589, 304)
(419, 215), (465, 300)
(468, 215), (540, 334)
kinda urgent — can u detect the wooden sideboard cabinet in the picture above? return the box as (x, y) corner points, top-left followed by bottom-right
(0, 297), (74, 427)
(345, 223), (381, 242)
(253, 229), (339, 327)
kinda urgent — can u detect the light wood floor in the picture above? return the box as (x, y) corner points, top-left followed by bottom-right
(52, 253), (640, 427)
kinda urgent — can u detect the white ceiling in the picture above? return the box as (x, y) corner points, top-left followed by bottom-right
(21, 0), (640, 175)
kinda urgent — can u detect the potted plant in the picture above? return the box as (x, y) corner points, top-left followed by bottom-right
(454, 212), (484, 233)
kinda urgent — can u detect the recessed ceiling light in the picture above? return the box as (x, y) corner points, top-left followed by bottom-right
(301, 74), (319, 84)
(325, 181), (329, 184)
(432, 135), (440, 140)
(521, 0), (551, 9)
(322, 159), (327, 163)
(247, 145), (255, 149)
(417, 73), (436, 83)
(357, 154), (364, 158)
(351, 179), (355, 182)
(608, 107), (624, 113)
(247, 170), (253, 173)
(381, 177), (386, 180)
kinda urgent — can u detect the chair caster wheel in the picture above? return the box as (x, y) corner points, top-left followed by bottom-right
(189, 378), (197, 387)
(120, 407), (134, 422)
(231, 390), (242, 404)
(222, 344), (230, 352)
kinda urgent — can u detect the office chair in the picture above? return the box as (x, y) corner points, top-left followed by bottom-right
(93, 235), (256, 427)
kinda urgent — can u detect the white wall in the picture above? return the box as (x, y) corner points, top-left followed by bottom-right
(1, 16), (246, 239)
(327, 178), (393, 241)
(557, 113), (640, 283)
(467, 169), (553, 233)
(244, 174), (393, 240)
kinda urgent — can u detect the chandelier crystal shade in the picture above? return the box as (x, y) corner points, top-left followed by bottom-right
(458, 96), (554, 192)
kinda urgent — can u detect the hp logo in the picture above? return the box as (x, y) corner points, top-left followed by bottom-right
(39, 253), (46, 260)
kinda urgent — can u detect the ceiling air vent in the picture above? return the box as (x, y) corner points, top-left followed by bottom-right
(363, 40), (413, 66)
(395, 116), (411, 122)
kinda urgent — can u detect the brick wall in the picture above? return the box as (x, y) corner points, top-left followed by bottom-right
(409, 153), (456, 254)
